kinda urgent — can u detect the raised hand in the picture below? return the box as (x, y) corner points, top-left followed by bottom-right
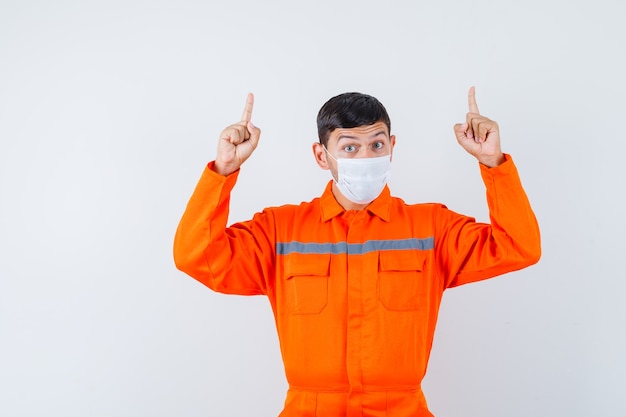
(453, 87), (505, 168)
(214, 93), (261, 176)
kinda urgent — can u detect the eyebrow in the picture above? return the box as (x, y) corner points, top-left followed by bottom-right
(337, 131), (388, 141)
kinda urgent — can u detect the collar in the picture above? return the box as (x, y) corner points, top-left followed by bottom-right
(320, 181), (392, 222)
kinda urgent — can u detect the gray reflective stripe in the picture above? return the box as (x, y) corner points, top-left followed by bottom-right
(276, 237), (434, 255)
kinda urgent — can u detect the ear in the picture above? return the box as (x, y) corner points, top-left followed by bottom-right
(389, 135), (396, 162)
(312, 142), (330, 170)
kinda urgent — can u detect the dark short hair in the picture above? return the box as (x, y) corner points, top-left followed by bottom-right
(317, 92), (391, 147)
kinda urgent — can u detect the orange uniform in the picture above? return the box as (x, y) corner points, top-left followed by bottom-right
(173, 154), (541, 417)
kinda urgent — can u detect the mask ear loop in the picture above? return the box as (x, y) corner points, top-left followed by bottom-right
(322, 145), (337, 162)
(322, 145), (340, 184)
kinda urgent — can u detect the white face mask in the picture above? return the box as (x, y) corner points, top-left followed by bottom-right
(324, 147), (391, 205)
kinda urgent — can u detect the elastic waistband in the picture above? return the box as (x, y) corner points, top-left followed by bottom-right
(281, 386), (431, 417)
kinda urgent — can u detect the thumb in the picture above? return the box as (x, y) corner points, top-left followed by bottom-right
(453, 123), (469, 142)
(247, 121), (261, 148)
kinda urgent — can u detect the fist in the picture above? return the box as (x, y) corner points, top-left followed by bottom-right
(453, 87), (504, 168)
(214, 93), (262, 176)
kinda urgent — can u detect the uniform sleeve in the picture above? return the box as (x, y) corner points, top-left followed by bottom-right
(173, 161), (276, 295)
(435, 154), (541, 288)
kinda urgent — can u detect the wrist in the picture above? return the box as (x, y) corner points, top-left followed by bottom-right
(478, 152), (505, 168)
(211, 161), (239, 176)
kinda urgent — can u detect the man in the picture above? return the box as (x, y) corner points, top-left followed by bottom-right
(173, 88), (541, 417)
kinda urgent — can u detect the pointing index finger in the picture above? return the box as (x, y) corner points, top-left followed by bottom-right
(468, 86), (480, 114)
(241, 92), (254, 123)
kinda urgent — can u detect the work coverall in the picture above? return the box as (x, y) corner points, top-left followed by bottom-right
(173, 154), (541, 417)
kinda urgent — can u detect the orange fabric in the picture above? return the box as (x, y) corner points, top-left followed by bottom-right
(173, 154), (540, 417)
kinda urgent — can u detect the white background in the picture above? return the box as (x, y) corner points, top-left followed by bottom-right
(1, 1), (625, 416)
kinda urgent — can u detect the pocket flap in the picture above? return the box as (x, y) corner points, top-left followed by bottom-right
(379, 250), (427, 272)
(285, 253), (331, 278)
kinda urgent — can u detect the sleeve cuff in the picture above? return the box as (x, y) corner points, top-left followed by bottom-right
(205, 161), (240, 180)
(479, 153), (514, 174)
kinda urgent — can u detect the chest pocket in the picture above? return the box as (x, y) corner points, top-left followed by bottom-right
(377, 250), (429, 311)
(284, 253), (330, 315)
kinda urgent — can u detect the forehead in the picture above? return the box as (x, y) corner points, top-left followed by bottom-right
(328, 121), (390, 143)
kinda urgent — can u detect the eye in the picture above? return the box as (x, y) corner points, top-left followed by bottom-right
(343, 144), (357, 153)
(373, 141), (384, 150)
